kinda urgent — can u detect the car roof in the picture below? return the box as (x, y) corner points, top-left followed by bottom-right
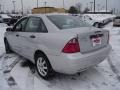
(27, 13), (69, 18)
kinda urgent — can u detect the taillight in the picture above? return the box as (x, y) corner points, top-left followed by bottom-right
(62, 38), (80, 53)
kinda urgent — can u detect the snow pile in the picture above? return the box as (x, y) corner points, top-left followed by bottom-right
(0, 26), (6, 55)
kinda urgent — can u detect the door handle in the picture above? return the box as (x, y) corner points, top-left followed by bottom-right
(16, 34), (19, 37)
(30, 35), (36, 38)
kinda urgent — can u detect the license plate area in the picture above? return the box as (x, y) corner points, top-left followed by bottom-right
(90, 34), (103, 47)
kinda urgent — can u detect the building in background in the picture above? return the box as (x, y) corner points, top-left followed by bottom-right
(32, 7), (66, 14)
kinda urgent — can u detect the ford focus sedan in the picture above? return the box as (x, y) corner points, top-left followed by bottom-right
(4, 14), (111, 79)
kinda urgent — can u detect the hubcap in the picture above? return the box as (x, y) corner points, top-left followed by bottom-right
(37, 57), (48, 76)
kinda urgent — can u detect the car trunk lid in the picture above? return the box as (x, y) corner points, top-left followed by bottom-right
(61, 27), (109, 54)
(78, 30), (109, 54)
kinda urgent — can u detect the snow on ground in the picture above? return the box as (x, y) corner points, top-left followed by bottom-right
(0, 22), (120, 90)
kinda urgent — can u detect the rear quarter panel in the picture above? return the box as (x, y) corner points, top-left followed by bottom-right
(34, 32), (77, 56)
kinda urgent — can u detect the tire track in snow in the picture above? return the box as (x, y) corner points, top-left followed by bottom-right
(108, 57), (120, 82)
(0, 54), (21, 90)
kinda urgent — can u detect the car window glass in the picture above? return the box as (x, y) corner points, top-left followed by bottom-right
(25, 17), (47, 32)
(14, 18), (28, 31)
(48, 15), (92, 29)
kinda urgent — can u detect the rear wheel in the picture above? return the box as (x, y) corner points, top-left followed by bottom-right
(35, 53), (54, 80)
(4, 39), (12, 54)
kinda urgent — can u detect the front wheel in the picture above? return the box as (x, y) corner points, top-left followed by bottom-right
(35, 53), (54, 80)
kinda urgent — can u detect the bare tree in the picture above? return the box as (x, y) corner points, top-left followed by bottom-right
(83, 7), (90, 13)
(75, 2), (82, 13)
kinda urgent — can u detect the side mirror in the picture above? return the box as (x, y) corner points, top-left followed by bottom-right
(6, 27), (14, 32)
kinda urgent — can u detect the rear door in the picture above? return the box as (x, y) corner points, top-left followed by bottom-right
(6, 17), (28, 53)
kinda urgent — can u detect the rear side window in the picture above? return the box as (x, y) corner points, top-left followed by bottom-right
(25, 17), (47, 33)
(47, 15), (91, 29)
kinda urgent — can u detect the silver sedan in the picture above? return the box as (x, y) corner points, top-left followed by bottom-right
(4, 14), (111, 79)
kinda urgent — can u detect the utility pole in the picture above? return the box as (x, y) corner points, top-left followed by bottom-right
(90, 2), (93, 11)
(0, 4), (1, 12)
(63, 0), (65, 8)
(44, 1), (47, 14)
(37, 0), (38, 8)
(21, 0), (23, 14)
(97, 4), (100, 11)
(93, 0), (96, 13)
(12, 0), (16, 13)
(106, 0), (108, 12)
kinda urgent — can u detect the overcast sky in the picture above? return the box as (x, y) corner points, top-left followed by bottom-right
(0, 0), (120, 12)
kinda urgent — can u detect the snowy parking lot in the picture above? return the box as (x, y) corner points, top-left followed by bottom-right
(0, 22), (120, 90)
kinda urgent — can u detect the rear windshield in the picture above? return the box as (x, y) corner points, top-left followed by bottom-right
(47, 15), (91, 29)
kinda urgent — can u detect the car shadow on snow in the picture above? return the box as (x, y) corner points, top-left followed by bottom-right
(10, 56), (119, 90)
(25, 60), (112, 88)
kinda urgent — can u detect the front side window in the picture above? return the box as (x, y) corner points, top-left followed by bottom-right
(47, 15), (91, 30)
(14, 17), (28, 31)
(25, 17), (47, 33)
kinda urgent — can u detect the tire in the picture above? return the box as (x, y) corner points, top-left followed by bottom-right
(35, 53), (54, 80)
(4, 39), (12, 54)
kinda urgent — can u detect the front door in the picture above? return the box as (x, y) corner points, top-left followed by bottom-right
(7, 17), (28, 53)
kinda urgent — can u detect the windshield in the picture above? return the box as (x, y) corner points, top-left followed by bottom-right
(47, 15), (92, 29)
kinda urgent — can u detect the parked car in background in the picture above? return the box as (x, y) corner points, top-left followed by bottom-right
(82, 14), (103, 28)
(7, 14), (23, 26)
(7, 18), (19, 26)
(4, 14), (111, 79)
(0, 14), (11, 24)
(82, 14), (114, 28)
(113, 16), (120, 27)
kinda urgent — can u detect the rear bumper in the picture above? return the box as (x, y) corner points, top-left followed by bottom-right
(48, 45), (111, 74)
